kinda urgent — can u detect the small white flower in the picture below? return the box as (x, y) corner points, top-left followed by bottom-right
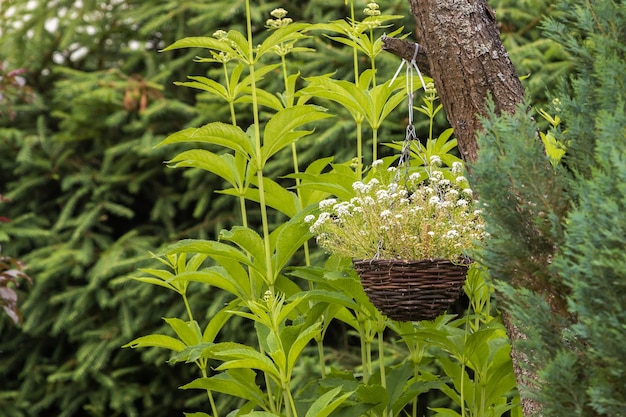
(372, 159), (383, 167)
(431, 170), (443, 180)
(380, 209), (392, 217)
(455, 176), (467, 183)
(445, 229), (459, 239)
(451, 161), (464, 173)
(463, 188), (474, 196)
(429, 155), (442, 166)
(427, 231), (435, 236)
(446, 189), (459, 198)
(456, 199), (469, 207)
(376, 189), (389, 200)
(387, 166), (397, 172)
(352, 181), (367, 192)
(429, 196), (441, 205)
(271, 8), (288, 18)
(319, 198), (336, 209)
(335, 202), (353, 216)
(312, 212), (330, 230)
(304, 214), (316, 223)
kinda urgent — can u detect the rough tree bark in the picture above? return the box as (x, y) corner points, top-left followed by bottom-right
(383, 0), (524, 163)
(383, 1), (539, 415)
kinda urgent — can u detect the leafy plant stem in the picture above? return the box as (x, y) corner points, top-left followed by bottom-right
(349, 0), (359, 85)
(200, 365), (219, 417)
(461, 310), (470, 417)
(412, 361), (419, 417)
(182, 292), (193, 321)
(369, 27), (377, 88)
(224, 63), (237, 127)
(356, 119), (363, 178)
(245, 0), (274, 291)
(372, 127), (378, 164)
(358, 316), (370, 383)
(377, 318), (389, 417)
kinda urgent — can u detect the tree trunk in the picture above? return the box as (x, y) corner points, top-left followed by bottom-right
(384, 1), (538, 415)
(384, 0), (524, 163)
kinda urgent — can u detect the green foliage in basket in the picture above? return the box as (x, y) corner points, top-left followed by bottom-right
(306, 160), (485, 261)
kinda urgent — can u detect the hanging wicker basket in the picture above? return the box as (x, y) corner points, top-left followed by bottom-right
(352, 258), (469, 322)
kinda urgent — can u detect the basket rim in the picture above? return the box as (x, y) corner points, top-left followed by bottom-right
(352, 257), (471, 267)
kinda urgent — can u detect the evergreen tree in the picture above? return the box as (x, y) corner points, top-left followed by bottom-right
(0, 0), (583, 415)
(472, 0), (626, 415)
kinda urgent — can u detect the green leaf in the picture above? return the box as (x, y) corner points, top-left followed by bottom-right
(286, 322), (321, 375)
(256, 23), (310, 60)
(176, 76), (229, 101)
(304, 386), (354, 417)
(165, 239), (258, 273)
(214, 347), (281, 381)
(261, 105), (331, 166)
(438, 356), (474, 408)
(203, 299), (239, 343)
(219, 227), (266, 275)
(163, 318), (202, 347)
(431, 408), (463, 417)
(182, 370), (265, 407)
(303, 76), (367, 121)
(131, 277), (181, 294)
(122, 334), (186, 352)
(158, 122), (254, 159)
(226, 30), (251, 63)
(170, 267), (249, 299)
(295, 289), (359, 311)
(255, 176), (299, 217)
(270, 209), (314, 278)
(161, 36), (237, 56)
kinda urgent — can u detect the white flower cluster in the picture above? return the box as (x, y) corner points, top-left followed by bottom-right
(306, 165), (485, 261)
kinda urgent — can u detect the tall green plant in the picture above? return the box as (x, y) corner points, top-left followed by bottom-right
(125, 4), (522, 417)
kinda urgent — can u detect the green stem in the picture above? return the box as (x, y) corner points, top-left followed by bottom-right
(372, 127), (378, 163)
(245, 0), (274, 291)
(358, 317), (370, 383)
(317, 332), (326, 378)
(349, 0), (359, 85)
(378, 327), (388, 417)
(182, 292), (193, 322)
(201, 363), (219, 417)
(285, 386), (298, 417)
(223, 63), (248, 230)
(369, 26), (377, 88)
(461, 309), (472, 417)
(412, 360), (419, 417)
(356, 119), (363, 178)
(244, 1), (276, 412)
(223, 62), (237, 126)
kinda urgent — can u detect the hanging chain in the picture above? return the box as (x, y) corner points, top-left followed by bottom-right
(374, 43), (431, 260)
(390, 43), (428, 187)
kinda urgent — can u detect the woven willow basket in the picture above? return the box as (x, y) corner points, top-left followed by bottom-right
(352, 258), (469, 322)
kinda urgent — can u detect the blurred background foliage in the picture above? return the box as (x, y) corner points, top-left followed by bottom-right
(0, 0), (568, 416)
